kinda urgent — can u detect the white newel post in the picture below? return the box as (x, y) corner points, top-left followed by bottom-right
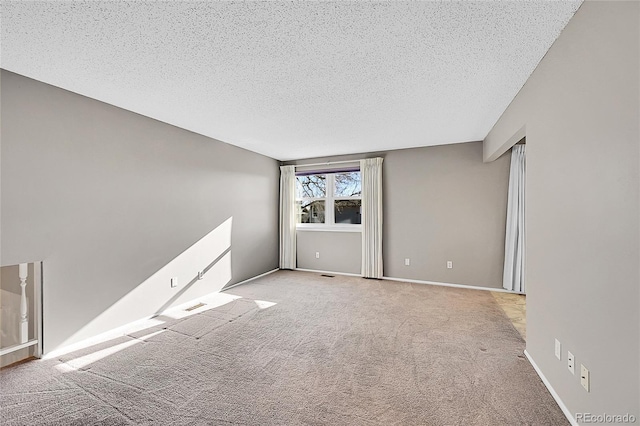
(19, 263), (29, 344)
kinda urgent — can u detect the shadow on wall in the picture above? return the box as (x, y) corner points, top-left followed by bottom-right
(54, 217), (235, 352)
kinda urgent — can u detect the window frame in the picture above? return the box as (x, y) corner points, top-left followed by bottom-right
(296, 172), (362, 232)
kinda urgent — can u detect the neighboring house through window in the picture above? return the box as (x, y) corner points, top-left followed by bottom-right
(296, 170), (362, 229)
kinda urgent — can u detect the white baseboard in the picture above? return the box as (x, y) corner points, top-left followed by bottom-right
(291, 270), (524, 295)
(383, 275), (524, 294)
(294, 268), (362, 277)
(222, 268), (279, 290)
(524, 350), (577, 426)
(43, 268), (279, 360)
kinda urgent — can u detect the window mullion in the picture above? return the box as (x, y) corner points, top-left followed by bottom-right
(327, 174), (335, 226)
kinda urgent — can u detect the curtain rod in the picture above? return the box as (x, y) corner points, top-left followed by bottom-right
(291, 159), (362, 168)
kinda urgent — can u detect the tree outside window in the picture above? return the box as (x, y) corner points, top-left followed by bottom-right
(296, 171), (361, 226)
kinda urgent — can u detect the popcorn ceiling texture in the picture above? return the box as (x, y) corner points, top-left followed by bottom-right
(0, 1), (581, 160)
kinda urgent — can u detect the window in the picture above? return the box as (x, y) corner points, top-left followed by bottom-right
(296, 170), (361, 229)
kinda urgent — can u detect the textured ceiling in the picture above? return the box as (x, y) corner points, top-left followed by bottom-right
(1, 1), (581, 161)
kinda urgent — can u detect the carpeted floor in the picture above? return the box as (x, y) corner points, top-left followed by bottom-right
(0, 271), (568, 425)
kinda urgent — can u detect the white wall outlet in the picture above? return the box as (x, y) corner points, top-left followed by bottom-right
(170, 277), (178, 288)
(315, 252), (320, 259)
(567, 351), (575, 374)
(198, 271), (203, 280)
(405, 258), (410, 266)
(580, 364), (590, 392)
(555, 339), (562, 360)
(447, 261), (453, 269)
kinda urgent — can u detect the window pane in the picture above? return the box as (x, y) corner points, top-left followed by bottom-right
(297, 200), (326, 223)
(296, 175), (326, 198)
(334, 200), (362, 224)
(334, 172), (361, 197)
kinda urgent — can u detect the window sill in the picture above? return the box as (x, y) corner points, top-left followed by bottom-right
(296, 226), (362, 233)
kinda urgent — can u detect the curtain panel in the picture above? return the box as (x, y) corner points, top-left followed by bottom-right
(361, 158), (384, 279)
(503, 145), (526, 292)
(279, 165), (297, 269)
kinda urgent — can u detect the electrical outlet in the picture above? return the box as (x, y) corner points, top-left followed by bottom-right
(170, 277), (178, 288)
(404, 258), (410, 266)
(580, 364), (590, 392)
(447, 261), (453, 269)
(198, 271), (203, 280)
(567, 351), (575, 374)
(315, 252), (320, 259)
(555, 339), (561, 360)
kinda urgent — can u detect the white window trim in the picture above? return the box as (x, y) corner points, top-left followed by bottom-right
(297, 226), (362, 233)
(296, 173), (362, 232)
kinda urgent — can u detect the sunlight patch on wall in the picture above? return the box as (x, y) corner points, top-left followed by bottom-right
(54, 218), (233, 352)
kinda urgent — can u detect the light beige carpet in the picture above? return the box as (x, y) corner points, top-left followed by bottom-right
(0, 270), (567, 425)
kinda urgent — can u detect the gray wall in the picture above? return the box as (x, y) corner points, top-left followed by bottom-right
(1, 70), (280, 354)
(287, 141), (511, 288)
(297, 231), (361, 274)
(384, 143), (510, 288)
(484, 1), (639, 419)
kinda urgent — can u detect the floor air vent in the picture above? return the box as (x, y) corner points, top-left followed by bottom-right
(320, 274), (335, 278)
(185, 302), (206, 311)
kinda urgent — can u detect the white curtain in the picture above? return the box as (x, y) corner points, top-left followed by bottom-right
(279, 165), (297, 269)
(361, 158), (384, 279)
(503, 145), (526, 292)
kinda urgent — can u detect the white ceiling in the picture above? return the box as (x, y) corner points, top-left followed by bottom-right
(1, 1), (581, 161)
